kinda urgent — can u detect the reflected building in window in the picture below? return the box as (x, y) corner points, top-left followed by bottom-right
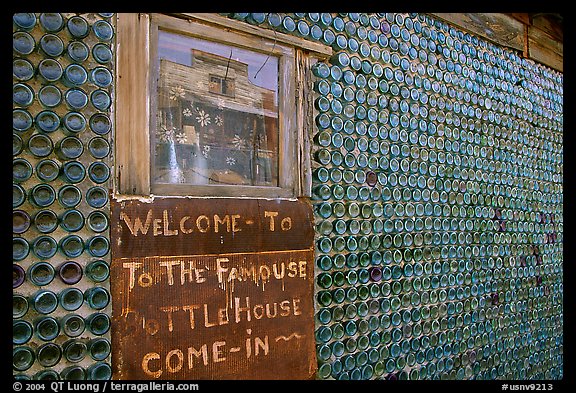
(154, 46), (279, 187)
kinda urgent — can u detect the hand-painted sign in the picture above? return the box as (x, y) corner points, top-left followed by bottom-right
(110, 198), (316, 380)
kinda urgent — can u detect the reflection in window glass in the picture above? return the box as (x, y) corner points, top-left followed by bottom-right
(154, 30), (279, 187)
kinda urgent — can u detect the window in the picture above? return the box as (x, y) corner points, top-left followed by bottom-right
(209, 75), (235, 97)
(115, 13), (331, 199)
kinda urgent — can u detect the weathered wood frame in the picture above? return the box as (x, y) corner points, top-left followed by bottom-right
(115, 13), (151, 196)
(115, 13), (332, 199)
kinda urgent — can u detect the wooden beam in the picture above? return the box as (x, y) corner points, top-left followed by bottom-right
(531, 13), (563, 42)
(507, 13), (531, 26)
(115, 13), (151, 196)
(431, 13), (525, 52)
(528, 25), (563, 72)
(295, 49), (313, 197)
(171, 13), (333, 59)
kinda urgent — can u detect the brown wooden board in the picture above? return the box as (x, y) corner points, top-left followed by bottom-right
(528, 26), (563, 72)
(115, 13), (151, 195)
(111, 198), (314, 258)
(431, 13), (525, 52)
(531, 14), (563, 42)
(111, 197), (317, 380)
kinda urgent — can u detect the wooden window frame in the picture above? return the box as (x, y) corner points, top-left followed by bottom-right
(115, 13), (332, 199)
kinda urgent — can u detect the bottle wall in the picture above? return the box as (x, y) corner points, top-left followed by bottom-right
(13, 12), (563, 380)
(13, 13), (113, 380)
(224, 13), (564, 380)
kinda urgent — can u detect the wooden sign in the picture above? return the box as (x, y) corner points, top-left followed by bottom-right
(110, 198), (317, 380)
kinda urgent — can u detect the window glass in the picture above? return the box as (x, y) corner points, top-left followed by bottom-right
(154, 30), (279, 187)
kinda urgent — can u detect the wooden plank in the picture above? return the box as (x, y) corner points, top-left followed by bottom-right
(295, 49), (313, 198)
(115, 13), (151, 196)
(110, 197), (317, 379)
(531, 14), (563, 42)
(528, 26), (563, 72)
(507, 13), (530, 25)
(110, 198), (314, 258)
(148, 19), (160, 194)
(279, 49), (297, 195)
(431, 13), (524, 52)
(111, 249), (316, 379)
(172, 13), (333, 58)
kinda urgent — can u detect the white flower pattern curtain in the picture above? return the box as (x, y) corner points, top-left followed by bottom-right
(154, 84), (276, 186)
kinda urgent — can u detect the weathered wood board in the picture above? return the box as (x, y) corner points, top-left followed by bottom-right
(110, 198), (317, 379)
(431, 13), (525, 51)
(528, 26), (563, 72)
